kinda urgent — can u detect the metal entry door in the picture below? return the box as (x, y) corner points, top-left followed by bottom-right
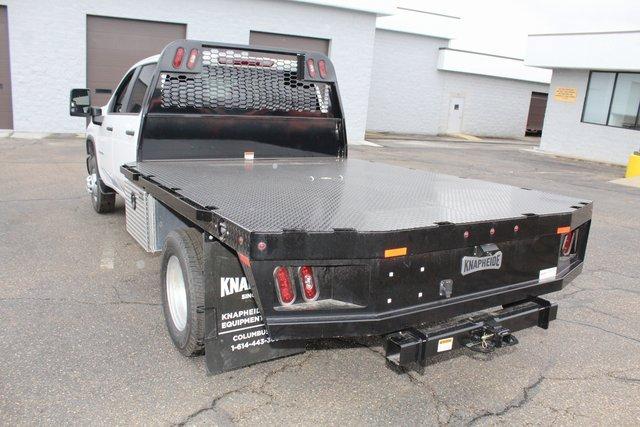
(447, 97), (464, 134)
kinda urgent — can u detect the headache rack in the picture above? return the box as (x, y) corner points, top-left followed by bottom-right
(154, 48), (334, 116)
(137, 40), (347, 161)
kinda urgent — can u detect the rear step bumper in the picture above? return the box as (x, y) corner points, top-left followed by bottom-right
(384, 297), (557, 367)
(266, 263), (579, 339)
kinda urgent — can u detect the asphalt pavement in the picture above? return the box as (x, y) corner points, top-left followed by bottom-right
(1, 136), (639, 425)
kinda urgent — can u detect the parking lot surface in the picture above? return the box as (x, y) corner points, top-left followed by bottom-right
(1, 136), (639, 425)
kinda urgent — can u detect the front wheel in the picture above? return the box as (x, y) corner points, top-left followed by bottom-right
(87, 153), (115, 213)
(161, 228), (206, 357)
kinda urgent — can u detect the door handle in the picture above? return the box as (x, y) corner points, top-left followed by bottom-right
(125, 130), (135, 136)
(106, 126), (113, 131)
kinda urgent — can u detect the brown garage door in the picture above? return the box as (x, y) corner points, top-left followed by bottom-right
(526, 92), (548, 135)
(249, 31), (329, 55)
(87, 16), (186, 107)
(0, 6), (13, 129)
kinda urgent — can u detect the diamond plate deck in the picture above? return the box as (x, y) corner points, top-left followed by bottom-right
(129, 158), (588, 233)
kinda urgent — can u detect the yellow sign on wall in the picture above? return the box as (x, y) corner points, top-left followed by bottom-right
(554, 87), (578, 102)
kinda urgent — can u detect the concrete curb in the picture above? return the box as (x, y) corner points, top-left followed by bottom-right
(609, 176), (640, 188)
(365, 131), (538, 146)
(523, 147), (626, 168)
(350, 139), (383, 147)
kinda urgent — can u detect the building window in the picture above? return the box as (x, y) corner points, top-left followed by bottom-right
(582, 71), (640, 130)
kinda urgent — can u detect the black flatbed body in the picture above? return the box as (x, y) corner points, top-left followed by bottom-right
(122, 158), (591, 257)
(122, 157), (592, 339)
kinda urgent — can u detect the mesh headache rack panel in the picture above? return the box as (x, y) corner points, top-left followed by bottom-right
(155, 48), (333, 115)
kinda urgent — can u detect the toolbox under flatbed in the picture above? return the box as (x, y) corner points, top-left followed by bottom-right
(123, 157), (589, 234)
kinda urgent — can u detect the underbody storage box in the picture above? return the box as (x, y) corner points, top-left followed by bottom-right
(122, 180), (187, 253)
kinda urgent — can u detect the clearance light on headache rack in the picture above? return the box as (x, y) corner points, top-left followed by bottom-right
(186, 48), (199, 69)
(172, 47), (185, 68)
(318, 59), (327, 79)
(306, 58), (317, 78)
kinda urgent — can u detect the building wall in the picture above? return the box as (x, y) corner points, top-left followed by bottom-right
(366, 30), (549, 138)
(1, 0), (376, 142)
(366, 30), (448, 135)
(540, 69), (639, 165)
(438, 71), (549, 138)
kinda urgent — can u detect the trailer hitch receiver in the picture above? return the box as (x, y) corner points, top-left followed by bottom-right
(384, 297), (557, 368)
(462, 321), (518, 353)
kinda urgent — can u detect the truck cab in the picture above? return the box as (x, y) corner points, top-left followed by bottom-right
(71, 56), (159, 209)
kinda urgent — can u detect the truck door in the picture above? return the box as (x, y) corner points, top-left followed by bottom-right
(111, 63), (156, 190)
(98, 69), (136, 191)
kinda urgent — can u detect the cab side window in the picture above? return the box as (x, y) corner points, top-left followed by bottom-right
(110, 70), (135, 113)
(126, 64), (156, 113)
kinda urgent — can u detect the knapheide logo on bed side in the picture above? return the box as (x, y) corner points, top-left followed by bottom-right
(461, 251), (503, 276)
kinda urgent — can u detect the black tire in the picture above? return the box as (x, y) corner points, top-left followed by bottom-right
(87, 149), (115, 213)
(161, 228), (205, 357)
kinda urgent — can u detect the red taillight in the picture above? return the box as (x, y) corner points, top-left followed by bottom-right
(318, 60), (327, 79)
(172, 47), (185, 68)
(561, 230), (575, 256)
(274, 266), (295, 305)
(307, 58), (316, 78)
(298, 266), (318, 301)
(186, 48), (199, 69)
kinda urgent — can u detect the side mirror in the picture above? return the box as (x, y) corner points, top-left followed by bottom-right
(70, 88), (91, 117)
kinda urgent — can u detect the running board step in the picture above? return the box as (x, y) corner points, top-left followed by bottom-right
(384, 297), (557, 368)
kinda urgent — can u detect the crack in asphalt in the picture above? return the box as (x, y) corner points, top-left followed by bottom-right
(467, 374), (546, 425)
(557, 318), (640, 344)
(573, 305), (629, 322)
(607, 373), (640, 385)
(174, 388), (239, 426)
(457, 365), (639, 425)
(231, 353), (313, 423)
(336, 337), (456, 424)
(174, 353), (313, 426)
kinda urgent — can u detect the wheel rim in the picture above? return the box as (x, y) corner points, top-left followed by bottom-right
(166, 255), (188, 331)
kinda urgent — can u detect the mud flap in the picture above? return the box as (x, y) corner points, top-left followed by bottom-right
(203, 239), (305, 374)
